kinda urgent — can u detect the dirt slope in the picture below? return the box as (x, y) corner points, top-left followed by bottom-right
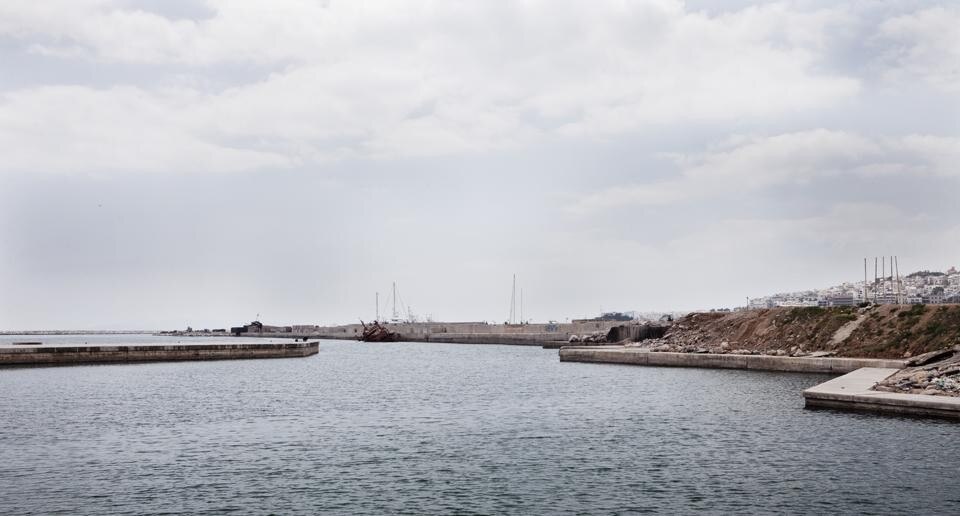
(646, 304), (960, 359)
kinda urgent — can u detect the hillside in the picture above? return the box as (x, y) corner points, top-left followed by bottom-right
(644, 304), (960, 359)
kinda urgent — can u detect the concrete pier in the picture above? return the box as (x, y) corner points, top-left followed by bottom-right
(803, 368), (960, 419)
(0, 341), (319, 367)
(416, 333), (565, 346)
(309, 321), (623, 344)
(559, 346), (906, 374)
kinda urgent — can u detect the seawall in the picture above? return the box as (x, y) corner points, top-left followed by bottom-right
(248, 332), (568, 346)
(309, 321), (624, 343)
(804, 368), (960, 420)
(559, 346), (906, 374)
(413, 333), (564, 346)
(0, 341), (319, 367)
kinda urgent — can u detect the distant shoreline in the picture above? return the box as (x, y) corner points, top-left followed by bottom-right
(0, 331), (156, 335)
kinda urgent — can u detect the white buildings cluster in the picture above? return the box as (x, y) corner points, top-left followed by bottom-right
(748, 266), (960, 309)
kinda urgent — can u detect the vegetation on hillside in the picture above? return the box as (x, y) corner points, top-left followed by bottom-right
(652, 304), (960, 358)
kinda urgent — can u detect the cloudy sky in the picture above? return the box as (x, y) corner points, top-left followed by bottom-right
(1, 0), (957, 330)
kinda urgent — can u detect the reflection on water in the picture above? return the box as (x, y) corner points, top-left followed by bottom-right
(0, 340), (955, 514)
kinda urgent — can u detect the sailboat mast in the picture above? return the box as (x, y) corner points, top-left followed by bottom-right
(392, 282), (398, 320)
(863, 258), (868, 304)
(509, 274), (516, 324)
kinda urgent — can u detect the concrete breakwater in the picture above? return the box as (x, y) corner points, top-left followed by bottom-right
(559, 346), (906, 374)
(561, 346), (960, 420)
(0, 341), (319, 367)
(239, 320), (628, 346)
(804, 368), (960, 420)
(252, 332), (567, 346)
(414, 333), (562, 346)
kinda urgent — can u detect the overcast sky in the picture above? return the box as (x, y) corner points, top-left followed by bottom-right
(1, 0), (958, 330)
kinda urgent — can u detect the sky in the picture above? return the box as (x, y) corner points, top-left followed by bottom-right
(1, 0), (958, 330)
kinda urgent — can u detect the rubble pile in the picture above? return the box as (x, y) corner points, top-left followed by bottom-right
(567, 323), (670, 346)
(628, 311), (840, 357)
(622, 305), (960, 359)
(568, 331), (608, 344)
(875, 346), (960, 397)
(637, 336), (836, 358)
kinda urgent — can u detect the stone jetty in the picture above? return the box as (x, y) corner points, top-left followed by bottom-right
(804, 368), (960, 420)
(559, 346), (905, 374)
(0, 341), (318, 367)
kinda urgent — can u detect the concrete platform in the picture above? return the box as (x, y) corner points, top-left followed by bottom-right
(803, 367), (960, 420)
(416, 334), (561, 346)
(542, 341), (613, 349)
(0, 341), (319, 367)
(310, 333), (567, 346)
(559, 346), (906, 374)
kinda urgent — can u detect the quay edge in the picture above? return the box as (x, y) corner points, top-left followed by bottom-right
(803, 367), (960, 420)
(0, 341), (319, 367)
(559, 346), (906, 374)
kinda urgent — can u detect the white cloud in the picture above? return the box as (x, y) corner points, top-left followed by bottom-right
(877, 6), (960, 92)
(0, 86), (291, 174)
(0, 0), (864, 174)
(573, 130), (960, 212)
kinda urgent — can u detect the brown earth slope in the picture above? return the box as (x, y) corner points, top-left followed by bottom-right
(644, 304), (960, 359)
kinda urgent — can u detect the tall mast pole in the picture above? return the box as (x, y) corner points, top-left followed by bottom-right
(864, 258), (868, 303)
(895, 256), (901, 304)
(892, 257), (896, 304)
(891, 256), (895, 303)
(874, 257), (878, 303)
(509, 274), (516, 324)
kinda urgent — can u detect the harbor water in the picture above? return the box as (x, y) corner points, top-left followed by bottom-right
(0, 338), (956, 514)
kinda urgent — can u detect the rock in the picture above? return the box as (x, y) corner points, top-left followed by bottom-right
(808, 351), (836, 358)
(719, 341), (729, 350)
(906, 347), (960, 367)
(940, 366), (960, 377)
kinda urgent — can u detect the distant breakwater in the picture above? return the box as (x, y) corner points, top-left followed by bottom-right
(238, 320), (633, 346)
(0, 341), (318, 367)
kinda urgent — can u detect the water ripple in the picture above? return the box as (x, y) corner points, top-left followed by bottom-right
(0, 340), (956, 515)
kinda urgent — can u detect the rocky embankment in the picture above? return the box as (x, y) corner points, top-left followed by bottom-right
(635, 304), (960, 359)
(874, 346), (960, 397)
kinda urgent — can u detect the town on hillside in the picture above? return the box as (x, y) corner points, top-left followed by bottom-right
(748, 264), (959, 309)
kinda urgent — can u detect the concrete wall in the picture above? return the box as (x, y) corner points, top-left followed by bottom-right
(415, 333), (561, 346)
(311, 321), (624, 341)
(0, 341), (319, 366)
(803, 368), (960, 420)
(559, 347), (906, 374)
